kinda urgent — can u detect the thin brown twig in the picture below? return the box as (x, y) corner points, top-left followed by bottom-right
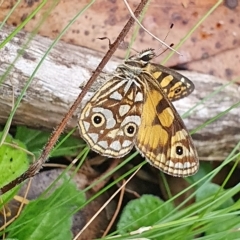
(102, 179), (126, 238)
(1, 0), (149, 194)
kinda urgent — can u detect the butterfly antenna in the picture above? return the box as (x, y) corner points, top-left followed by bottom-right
(156, 23), (175, 58)
(163, 23), (174, 43)
(156, 43), (174, 58)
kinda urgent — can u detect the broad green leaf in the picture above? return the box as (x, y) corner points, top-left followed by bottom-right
(117, 194), (174, 234)
(7, 174), (86, 240)
(205, 215), (240, 239)
(196, 182), (234, 210)
(0, 132), (29, 189)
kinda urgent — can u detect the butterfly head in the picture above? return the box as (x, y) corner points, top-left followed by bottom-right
(126, 48), (156, 67)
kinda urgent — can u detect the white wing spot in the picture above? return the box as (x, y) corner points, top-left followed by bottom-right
(110, 141), (121, 151)
(109, 91), (122, 100)
(89, 133), (99, 143)
(83, 121), (90, 131)
(175, 162), (184, 169)
(106, 118), (117, 129)
(121, 115), (141, 127)
(183, 162), (191, 168)
(98, 141), (108, 149)
(135, 92), (143, 102)
(122, 140), (132, 147)
(119, 105), (131, 117)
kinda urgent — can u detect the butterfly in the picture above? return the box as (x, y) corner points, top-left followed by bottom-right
(78, 48), (199, 177)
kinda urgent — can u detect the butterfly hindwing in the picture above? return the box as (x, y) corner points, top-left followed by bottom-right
(79, 76), (144, 158)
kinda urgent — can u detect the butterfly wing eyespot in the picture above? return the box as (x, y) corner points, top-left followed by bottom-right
(124, 123), (138, 137)
(176, 145), (183, 155)
(174, 87), (181, 94)
(91, 113), (105, 127)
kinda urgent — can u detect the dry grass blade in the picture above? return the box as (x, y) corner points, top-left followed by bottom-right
(74, 167), (141, 239)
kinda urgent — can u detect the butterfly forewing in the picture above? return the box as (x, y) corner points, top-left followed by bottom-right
(135, 73), (198, 177)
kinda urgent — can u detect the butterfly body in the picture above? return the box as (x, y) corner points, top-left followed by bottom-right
(79, 49), (199, 177)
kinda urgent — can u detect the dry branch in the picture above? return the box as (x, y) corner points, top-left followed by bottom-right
(0, 25), (239, 160)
